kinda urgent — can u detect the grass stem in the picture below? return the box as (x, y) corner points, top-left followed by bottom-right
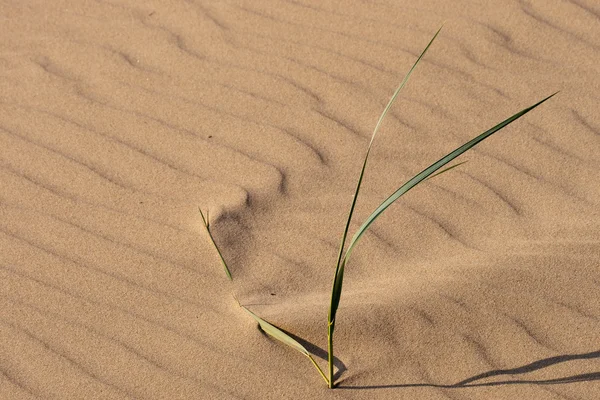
(328, 323), (334, 388)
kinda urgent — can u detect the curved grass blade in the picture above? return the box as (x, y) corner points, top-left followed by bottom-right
(328, 92), (558, 328)
(327, 25), (443, 388)
(329, 25), (443, 292)
(199, 208), (232, 280)
(240, 304), (329, 385)
(328, 25), (443, 328)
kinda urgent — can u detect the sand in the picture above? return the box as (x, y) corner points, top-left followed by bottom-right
(1, 0), (599, 399)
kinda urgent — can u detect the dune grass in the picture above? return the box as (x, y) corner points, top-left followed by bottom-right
(200, 26), (556, 388)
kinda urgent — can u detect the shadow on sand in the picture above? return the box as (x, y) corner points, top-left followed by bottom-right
(338, 350), (600, 390)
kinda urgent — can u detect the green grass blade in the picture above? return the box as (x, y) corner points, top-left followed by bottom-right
(328, 25), (443, 329)
(199, 208), (233, 280)
(240, 304), (329, 385)
(345, 91), (558, 271)
(329, 92), (557, 327)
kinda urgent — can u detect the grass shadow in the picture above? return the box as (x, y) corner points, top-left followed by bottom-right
(339, 349), (600, 390)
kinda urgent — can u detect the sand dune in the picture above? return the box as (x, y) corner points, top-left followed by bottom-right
(1, 0), (599, 399)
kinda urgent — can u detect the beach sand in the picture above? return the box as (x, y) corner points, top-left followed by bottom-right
(1, 1), (599, 399)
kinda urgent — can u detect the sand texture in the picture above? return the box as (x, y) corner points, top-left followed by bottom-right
(1, 0), (599, 399)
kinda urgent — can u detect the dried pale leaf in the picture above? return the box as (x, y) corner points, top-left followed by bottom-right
(240, 304), (329, 384)
(199, 208), (232, 280)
